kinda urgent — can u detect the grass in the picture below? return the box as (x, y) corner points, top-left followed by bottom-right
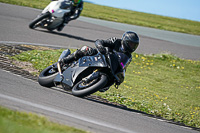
(10, 48), (200, 129)
(0, 0), (200, 35)
(1, 0), (200, 130)
(0, 106), (87, 133)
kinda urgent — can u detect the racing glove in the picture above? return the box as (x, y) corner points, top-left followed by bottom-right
(95, 40), (106, 54)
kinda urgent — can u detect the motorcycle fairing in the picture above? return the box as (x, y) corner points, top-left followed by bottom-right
(79, 54), (107, 67)
(53, 64), (87, 89)
(42, 1), (59, 14)
(54, 54), (108, 89)
(42, 1), (70, 18)
(64, 65), (86, 87)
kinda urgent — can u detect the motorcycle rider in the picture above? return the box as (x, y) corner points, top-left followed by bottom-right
(52, 0), (83, 31)
(60, 31), (140, 85)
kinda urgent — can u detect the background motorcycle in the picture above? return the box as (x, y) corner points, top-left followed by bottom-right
(29, 0), (72, 31)
(38, 48), (128, 97)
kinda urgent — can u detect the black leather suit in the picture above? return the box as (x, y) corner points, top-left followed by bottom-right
(62, 37), (132, 73)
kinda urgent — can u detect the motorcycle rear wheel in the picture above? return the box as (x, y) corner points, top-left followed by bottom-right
(72, 73), (108, 97)
(29, 12), (51, 29)
(38, 64), (58, 87)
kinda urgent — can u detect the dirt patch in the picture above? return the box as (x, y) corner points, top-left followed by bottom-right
(20, 44), (54, 51)
(12, 60), (39, 74)
(0, 43), (55, 75)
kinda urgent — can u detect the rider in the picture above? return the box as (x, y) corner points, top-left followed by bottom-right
(60, 31), (139, 77)
(52, 0), (83, 31)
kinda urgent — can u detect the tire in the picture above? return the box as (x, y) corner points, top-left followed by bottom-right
(29, 12), (51, 29)
(38, 65), (58, 87)
(72, 74), (108, 97)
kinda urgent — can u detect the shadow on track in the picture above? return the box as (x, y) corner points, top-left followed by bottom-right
(35, 29), (95, 43)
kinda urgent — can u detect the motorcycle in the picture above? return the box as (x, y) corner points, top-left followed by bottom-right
(29, 0), (72, 31)
(38, 48), (130, 97)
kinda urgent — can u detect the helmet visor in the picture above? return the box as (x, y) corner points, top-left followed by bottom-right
(126, 41), (139, 52)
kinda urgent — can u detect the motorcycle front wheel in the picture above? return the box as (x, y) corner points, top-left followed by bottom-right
(38, 64), (58, 87)
(72, 73), (108, 97)
(29, 12), (51, 29)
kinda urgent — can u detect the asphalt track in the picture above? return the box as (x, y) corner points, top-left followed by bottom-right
(0, 3), (200, 60)
(0, 2), (200, 133)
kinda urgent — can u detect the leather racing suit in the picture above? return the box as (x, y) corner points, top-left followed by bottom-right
(61, 37), (132, 74)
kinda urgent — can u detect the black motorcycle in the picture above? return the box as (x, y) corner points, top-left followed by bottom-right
(38, 48), (129, 97)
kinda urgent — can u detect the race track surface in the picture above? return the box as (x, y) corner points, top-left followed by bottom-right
(0, 2), (199, 133)
(0, 3), (199, 60)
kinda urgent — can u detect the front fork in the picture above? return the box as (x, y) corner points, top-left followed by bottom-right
(57, 62), (62, 76)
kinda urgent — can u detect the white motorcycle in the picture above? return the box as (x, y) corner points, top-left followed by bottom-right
(29, 0), (72, 31)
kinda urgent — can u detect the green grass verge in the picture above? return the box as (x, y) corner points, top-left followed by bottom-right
(11, 48), (200, 128)
(0, 106), (87, 133)
(0, 0), (200, 35)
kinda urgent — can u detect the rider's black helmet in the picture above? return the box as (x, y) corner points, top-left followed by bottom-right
(121, 31), (139, 53)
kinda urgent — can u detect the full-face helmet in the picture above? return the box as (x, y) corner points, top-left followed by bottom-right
(121, 31), (139, 53)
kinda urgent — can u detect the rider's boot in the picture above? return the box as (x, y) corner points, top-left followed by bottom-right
(61, 54), (76, 64)
(60, 50), (84, 65)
